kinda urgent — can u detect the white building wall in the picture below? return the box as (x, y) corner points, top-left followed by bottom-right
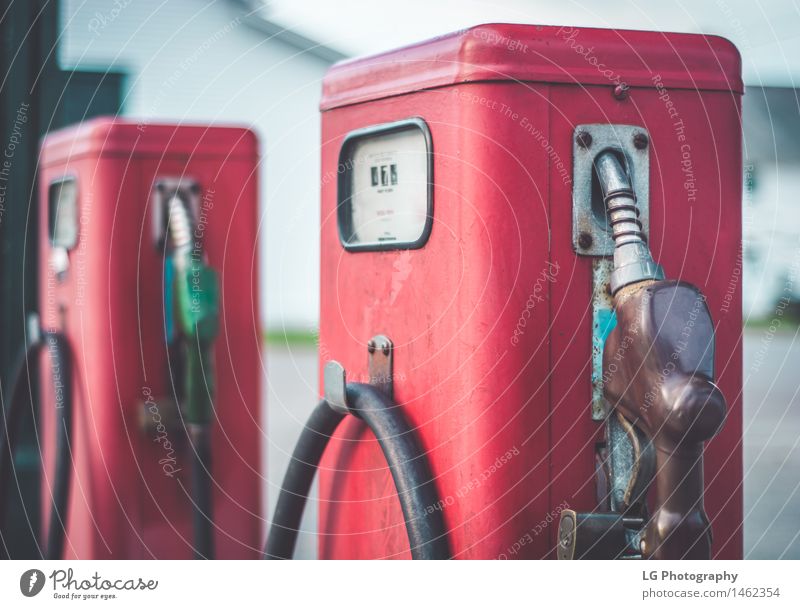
(743, 160), (800, 319)
(59, 0), (334, 330)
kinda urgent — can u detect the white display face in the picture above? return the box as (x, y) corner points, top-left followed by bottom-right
(344, 126), (430, 248)
(49, 178), (78, 249)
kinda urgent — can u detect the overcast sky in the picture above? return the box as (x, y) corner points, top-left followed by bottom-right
(262, 0), (800, 87)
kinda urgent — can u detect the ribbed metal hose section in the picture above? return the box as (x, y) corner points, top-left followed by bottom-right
(167, 194), (193, 269)
(593, 151), (645, 247)
(593, 149), (664, 293)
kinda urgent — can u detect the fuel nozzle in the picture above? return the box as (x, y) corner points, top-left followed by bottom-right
(593, 149), (726, 560)
(166, 193), (219, 426)
(166, 188), (219, 559)
(593, 150), (664, 294)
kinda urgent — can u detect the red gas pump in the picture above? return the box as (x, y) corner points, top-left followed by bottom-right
(34, 118), (262, 559)
(302, 24), (743, 559)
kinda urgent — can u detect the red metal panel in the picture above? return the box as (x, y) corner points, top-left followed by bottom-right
(319, 83), (552, 559)
(38, 118), (262, 559)
(319, 25), (742, 559)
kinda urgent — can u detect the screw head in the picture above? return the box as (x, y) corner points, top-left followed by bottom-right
(613, 84), (629, 100)
(633, 132), (649, 150)
(381, 342), (390, 356)
(576, 131), (592, 149)
(578, 232), (593, 250)
(367, 340), (376, 354)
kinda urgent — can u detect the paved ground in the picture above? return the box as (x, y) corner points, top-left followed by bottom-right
(264, 327), (800, 559)
(742, 327), (800, 559)
(264, 344), (320, 560)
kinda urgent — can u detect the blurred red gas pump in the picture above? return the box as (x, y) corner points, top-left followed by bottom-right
(264, 24), (743, 560)
(22, 119), (262, 559)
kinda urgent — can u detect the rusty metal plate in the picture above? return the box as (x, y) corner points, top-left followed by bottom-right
(572, 124), (650, 256)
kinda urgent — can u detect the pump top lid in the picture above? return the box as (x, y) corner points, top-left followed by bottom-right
(321, 23), (742, 111)
(40, 117), (258, 167)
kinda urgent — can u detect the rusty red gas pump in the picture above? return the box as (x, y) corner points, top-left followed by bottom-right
(265, 24), (743, 560)
(17, 118), (262, 559)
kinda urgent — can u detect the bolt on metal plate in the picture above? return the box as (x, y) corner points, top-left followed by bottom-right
(367, 334), (393, 400)
(572, 124), (650, 256)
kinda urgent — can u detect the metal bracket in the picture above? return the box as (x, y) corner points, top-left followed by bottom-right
(367, 335), (393, 400)
(324, 361), (349, 415)
(26, 312), (41, 346)
(572, 124), (650, 256)
(557, 509), (644, 560)
(323, 335), (394, 415)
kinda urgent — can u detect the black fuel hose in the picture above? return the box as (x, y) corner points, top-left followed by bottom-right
(187, 424), (214, 559)
(0, 331), (73, 559)
(263, 382), (450, 560)
(262, 400), (343, 560)
(0, 341), (41, 546)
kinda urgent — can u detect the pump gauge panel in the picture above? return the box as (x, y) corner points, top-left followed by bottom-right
(48, 177), (79, 249)
(337, 118), (433, 251)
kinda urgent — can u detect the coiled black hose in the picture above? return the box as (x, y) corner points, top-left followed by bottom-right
(263, 382), (450, 560)
(0, 331), (73, 559)
(263, 400), (343, 560)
